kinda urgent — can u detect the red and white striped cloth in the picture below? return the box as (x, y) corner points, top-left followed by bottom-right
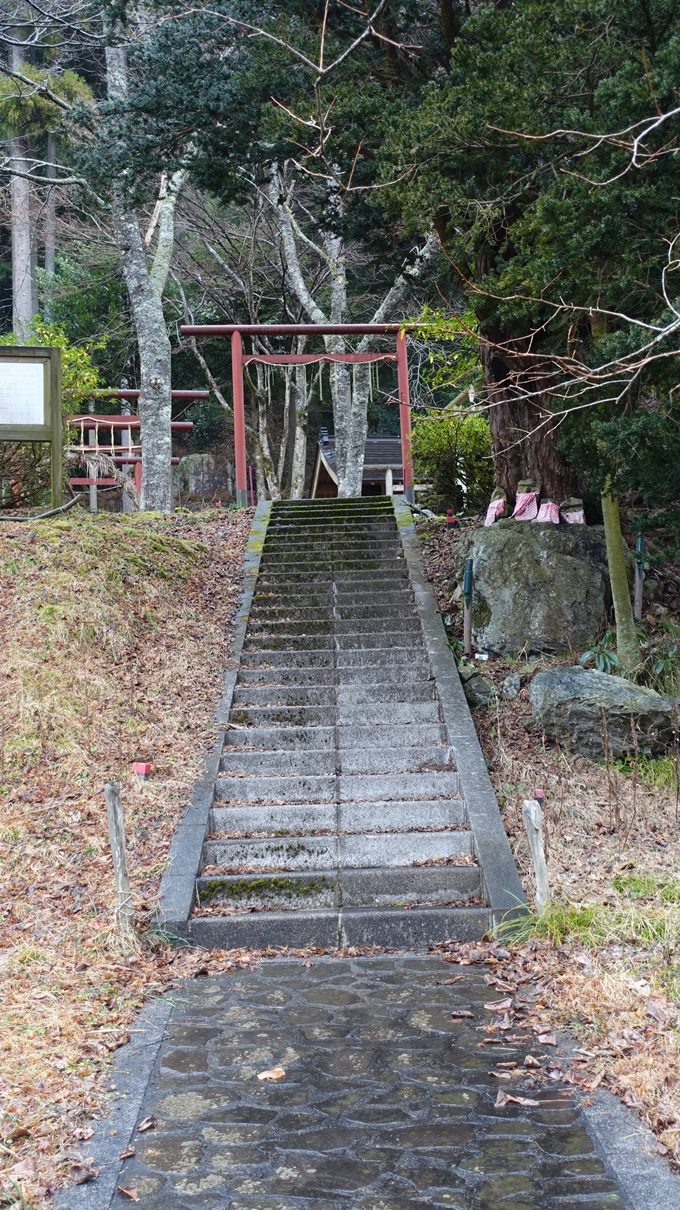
(484, 496), (506, 527)
(512, 491), (539, 521)
(535, 499), (560, 524)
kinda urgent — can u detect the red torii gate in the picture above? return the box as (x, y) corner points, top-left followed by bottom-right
(180, 323), (414, 508)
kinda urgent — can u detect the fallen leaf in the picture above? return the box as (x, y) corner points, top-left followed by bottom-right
(119, 1146), (136, 1160)
(72, 1164), (100, 1186)
(485, 997), (514, 1011)
(524, 1055), (542, 1068)
(257, 1066), (286, 1081)
(495, 1090), (541, 1108)
(490, 1070), (514, 1080)
(451, 1009), (474, 1019)
(536, 1033), (557, 1046)
(137, 1115), (157, 1133)
(116, 1188), (140, 1202)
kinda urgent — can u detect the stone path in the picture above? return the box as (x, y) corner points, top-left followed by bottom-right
(105, 956), (631, 1209)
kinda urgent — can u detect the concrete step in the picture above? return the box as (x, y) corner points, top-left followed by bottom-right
(340, 863), (479, 906)
(235, 668), (336, 687)
(336, 649), (430, 669)
(333, 666), (433, 686)
(220, 751), (336, 776)
(232, 687), (336, 707)
(210, 803), (337, 836)
(239, 651), (335, 668)
(338, 746), (452, 775)
(196, 869), (338, 911)
(340, 831), (473, 870)
(209, 798), (466, 837)
(338, 771), (460, 801)
(258, 558), (407, 574)
(334, 617), (421, 634)
(339, 798), (466, 832)
(188, 905), (490, 949)
(202, 830), (472, 872)
(246, 618), (333, 634)
(337, 702), (440, 723)
(215, 774), (335, 804)
(335, 632), (424, 650)
(337, 683), (436, 704)
(225, 724), (335, 748)
(337, 723), (444, 747)
(338, 906), (491, 947)
(229, 705), (335, 726)
(204, 834), (338, 871)
(243, 635), (334, 652)
(262, 543), (403, 559)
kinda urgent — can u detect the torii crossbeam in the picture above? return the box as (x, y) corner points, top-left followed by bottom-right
(180, 323), (414, 507)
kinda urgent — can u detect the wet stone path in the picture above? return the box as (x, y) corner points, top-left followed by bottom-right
(110, 956), (627, 1209)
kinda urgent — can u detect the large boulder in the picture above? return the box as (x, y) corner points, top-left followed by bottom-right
(469, 523), (609, 655)
(529, 666), (676, 757)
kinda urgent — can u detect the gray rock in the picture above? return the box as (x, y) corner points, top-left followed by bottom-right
(468, 523), (611, 656)
(529, 665), (677, 757)
(177, 452), (233, 499)
(458, 660), (498, 708)
(502, 672), (522, 700)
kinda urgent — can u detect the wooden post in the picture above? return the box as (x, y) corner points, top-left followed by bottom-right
(87, 424), (97, 513)
(463, 557), (473, 657)
(49, 348), (63, 509)
(634, 533), (645, 622)
(105, 781), (136, 944)
(231, 330), (248, 508)
(522, 798), (550, 912)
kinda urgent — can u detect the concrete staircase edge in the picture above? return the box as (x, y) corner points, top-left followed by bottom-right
(393, 498), (527, 924)
(156, 501), (272, 934)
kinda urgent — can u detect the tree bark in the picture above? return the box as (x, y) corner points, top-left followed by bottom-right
(105, 37), (176, 512)
(10, 41), (36, 340)
(290, 362), (309, 498)
(481, 335), (579, 501)
(601, 484), (640, 677)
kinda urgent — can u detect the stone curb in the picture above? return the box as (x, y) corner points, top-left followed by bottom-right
(393, 499), (526, 924)
(557, 1030), (680, 1209)
(53, 998), (172, 1210)
(155, 501), (272, 935)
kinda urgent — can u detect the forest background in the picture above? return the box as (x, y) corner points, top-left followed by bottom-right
(0, 0), (678, 539)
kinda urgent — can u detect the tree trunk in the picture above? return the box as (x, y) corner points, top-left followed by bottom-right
(254, 363), (281, 500)
(481, 337), (579, 501)
(290, 363), (309, 498)
(601, 484), (640, 677)
(10, 42), (36, 340)
(105, 40), (174, 513)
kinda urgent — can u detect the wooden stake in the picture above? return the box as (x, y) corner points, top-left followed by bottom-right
(105, 781), (136, 943)
(522, 798), (550, 912)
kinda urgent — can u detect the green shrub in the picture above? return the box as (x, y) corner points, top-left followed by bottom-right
(412, 410), (494, 513)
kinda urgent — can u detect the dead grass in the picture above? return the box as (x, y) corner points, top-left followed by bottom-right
(421, 520), (680, 1172)
(0, 507), (256, 1208)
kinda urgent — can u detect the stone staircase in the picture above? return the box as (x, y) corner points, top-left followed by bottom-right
(187, 497), (500, 949)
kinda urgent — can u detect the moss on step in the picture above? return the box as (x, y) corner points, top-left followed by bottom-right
(199, 875), (332, 902)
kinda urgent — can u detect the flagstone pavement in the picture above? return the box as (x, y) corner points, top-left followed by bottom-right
(94, 954), (648, 1208)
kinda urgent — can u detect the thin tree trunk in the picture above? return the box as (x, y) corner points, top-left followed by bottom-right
(105, 37), (175, 512)
(290, 362), (309, 498)
(254, 363), (280, 499)
(10, 42), (36, 340)
(601, 484), (640, 677)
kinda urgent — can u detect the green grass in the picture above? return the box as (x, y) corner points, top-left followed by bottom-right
(496, 900), (680, 948)
(613, 872), (680, 903)
(614, 754), (679, 792)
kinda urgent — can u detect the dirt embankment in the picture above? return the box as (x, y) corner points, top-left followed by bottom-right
(420, 520), (680, 1171)
(0, 509), (257, 1205)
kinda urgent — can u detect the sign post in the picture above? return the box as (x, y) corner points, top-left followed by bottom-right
(0, 347), (62, 508)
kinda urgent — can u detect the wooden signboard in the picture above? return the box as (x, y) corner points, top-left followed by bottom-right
(0, 347), (62, 507)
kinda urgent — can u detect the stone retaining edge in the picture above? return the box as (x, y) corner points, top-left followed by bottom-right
(53, 998), (172, 1210)
(156, 502), (273, 935)
(394, 499), (526, 924)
